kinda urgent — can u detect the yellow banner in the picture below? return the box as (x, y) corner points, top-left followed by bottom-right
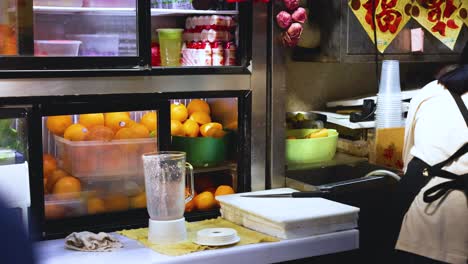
(349, 0), (412, 53)
(411, 0), (462, 50)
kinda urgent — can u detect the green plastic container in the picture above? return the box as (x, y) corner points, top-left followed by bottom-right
(171, 134), (229, 168)
(286, 129), (339, 165)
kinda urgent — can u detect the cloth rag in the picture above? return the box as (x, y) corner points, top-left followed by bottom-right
(117, 217), (279, 256)
(65, 231), (123, 252)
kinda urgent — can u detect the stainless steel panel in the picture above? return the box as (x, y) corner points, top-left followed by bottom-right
(269, 2), (287, 188)
(0, 75), (250, 97)
(250, 3), (268, 191)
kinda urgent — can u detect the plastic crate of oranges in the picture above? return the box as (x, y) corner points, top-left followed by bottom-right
(46, 111), (157, 179)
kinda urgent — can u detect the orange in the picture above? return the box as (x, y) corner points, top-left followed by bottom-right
(214, 185), (235, 205)
(225, 121), (238, 130)
(85, 125), (115, 141)
(182, 119), (200, 138)
(105, 194), (130, 212)
(46, 115), (73, 136)
(130, 192), (147, 209)
(114, 127), (135, 140)
(87, 197), (106, 214)
(114, 128), (141, 152)
(64, 124), (89, 141)
(104, 112), (132, 132)
(211, 129), (227, 139)
(140, 112), (157, 132)
(44, 203), (66, 219)
(215, 185), (236, 196)
(101, 148), (126, 171)
(43, 154), (57, 178)
(171, 120), (185, 136)
(189, 111), (212, 125)
(47, 169), (69, 192)
(200, 122), (223, 137)
(170, 103), (188, 122)
(52, 176), (81, 200)
(79, 113), (104, 129)
(129, 123), (150, 138)
(194, 191), (217, 211)
(187, 99), (210, 116)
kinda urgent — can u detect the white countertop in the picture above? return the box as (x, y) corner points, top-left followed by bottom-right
(36, 229), (359, 264)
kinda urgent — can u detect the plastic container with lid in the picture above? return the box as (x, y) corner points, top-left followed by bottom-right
(54, 135), (157, 179)
(83, 0), (135, 8)
(34, 40), (81, 56)
(66, 34), (119, 56)
(33, 0), (83, 7)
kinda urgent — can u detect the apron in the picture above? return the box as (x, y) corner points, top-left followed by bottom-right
(387, 90), (468, 259)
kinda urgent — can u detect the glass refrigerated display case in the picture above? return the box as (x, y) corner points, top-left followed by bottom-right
(0, 0), (252, 71)
(0, 0), (146, 70)
(35, 91), (250, 239)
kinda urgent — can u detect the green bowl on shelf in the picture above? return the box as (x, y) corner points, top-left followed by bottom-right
(171, 133), (229, 168)
(286, 129), (339, 165)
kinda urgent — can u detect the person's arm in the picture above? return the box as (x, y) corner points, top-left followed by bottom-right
(0, 198), (35, 264)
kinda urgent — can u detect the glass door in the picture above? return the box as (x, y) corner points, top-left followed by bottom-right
(35, 98), (170, 238)
(0, 0), (149, 70)
(150, 1), (252, 70)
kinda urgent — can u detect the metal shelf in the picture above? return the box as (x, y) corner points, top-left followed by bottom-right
(33, 6), (136, 16)
(150, 8), (238, 16)
(33, 6), (238, 16)
(194, 162), (236, 174)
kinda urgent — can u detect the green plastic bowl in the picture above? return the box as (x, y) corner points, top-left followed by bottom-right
(171, 134), (228, 168)
(286, 129), (339, 165)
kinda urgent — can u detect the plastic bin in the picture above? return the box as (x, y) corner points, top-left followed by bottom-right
(54, 135), (157, 178)
(66, 34), (119, 56)
(44, 195), (85, 219)
(33, 0), (83, 7)
(34, 40), (81, 56)
(83, 0), (135, 8)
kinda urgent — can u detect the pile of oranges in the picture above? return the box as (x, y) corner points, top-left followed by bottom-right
(185, 184), (235, 213)
(171, 99), (226, 138)
(46, 112), (157, 142)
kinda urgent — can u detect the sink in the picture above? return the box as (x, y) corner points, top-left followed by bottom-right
(286, 161), (398, 191)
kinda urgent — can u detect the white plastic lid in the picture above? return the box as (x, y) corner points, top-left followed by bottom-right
(193, 228), (240, 246)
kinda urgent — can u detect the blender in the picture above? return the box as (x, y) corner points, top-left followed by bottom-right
(142, 151), (194, 244)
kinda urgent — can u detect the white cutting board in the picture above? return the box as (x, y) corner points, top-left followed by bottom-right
(216, 188), (360, 239)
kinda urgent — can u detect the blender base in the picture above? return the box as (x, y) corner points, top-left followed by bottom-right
(148, 217), (187, 244)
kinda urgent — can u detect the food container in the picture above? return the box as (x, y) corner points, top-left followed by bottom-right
(44, 195), (85, 219)
(34, 40), (81, 56)
(54, 135), (157, 178)
(34, 0), (83, 7)
(286, 129), (338, 164)
(83, 0), (135, 8)
(66, 34), (119, 56)
(171, 134), (229, 168)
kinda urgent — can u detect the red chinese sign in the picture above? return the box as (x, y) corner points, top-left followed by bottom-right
(411, 0), (462, 50)
(362, 0), (404, 33)
(349, 0), (411, 52)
